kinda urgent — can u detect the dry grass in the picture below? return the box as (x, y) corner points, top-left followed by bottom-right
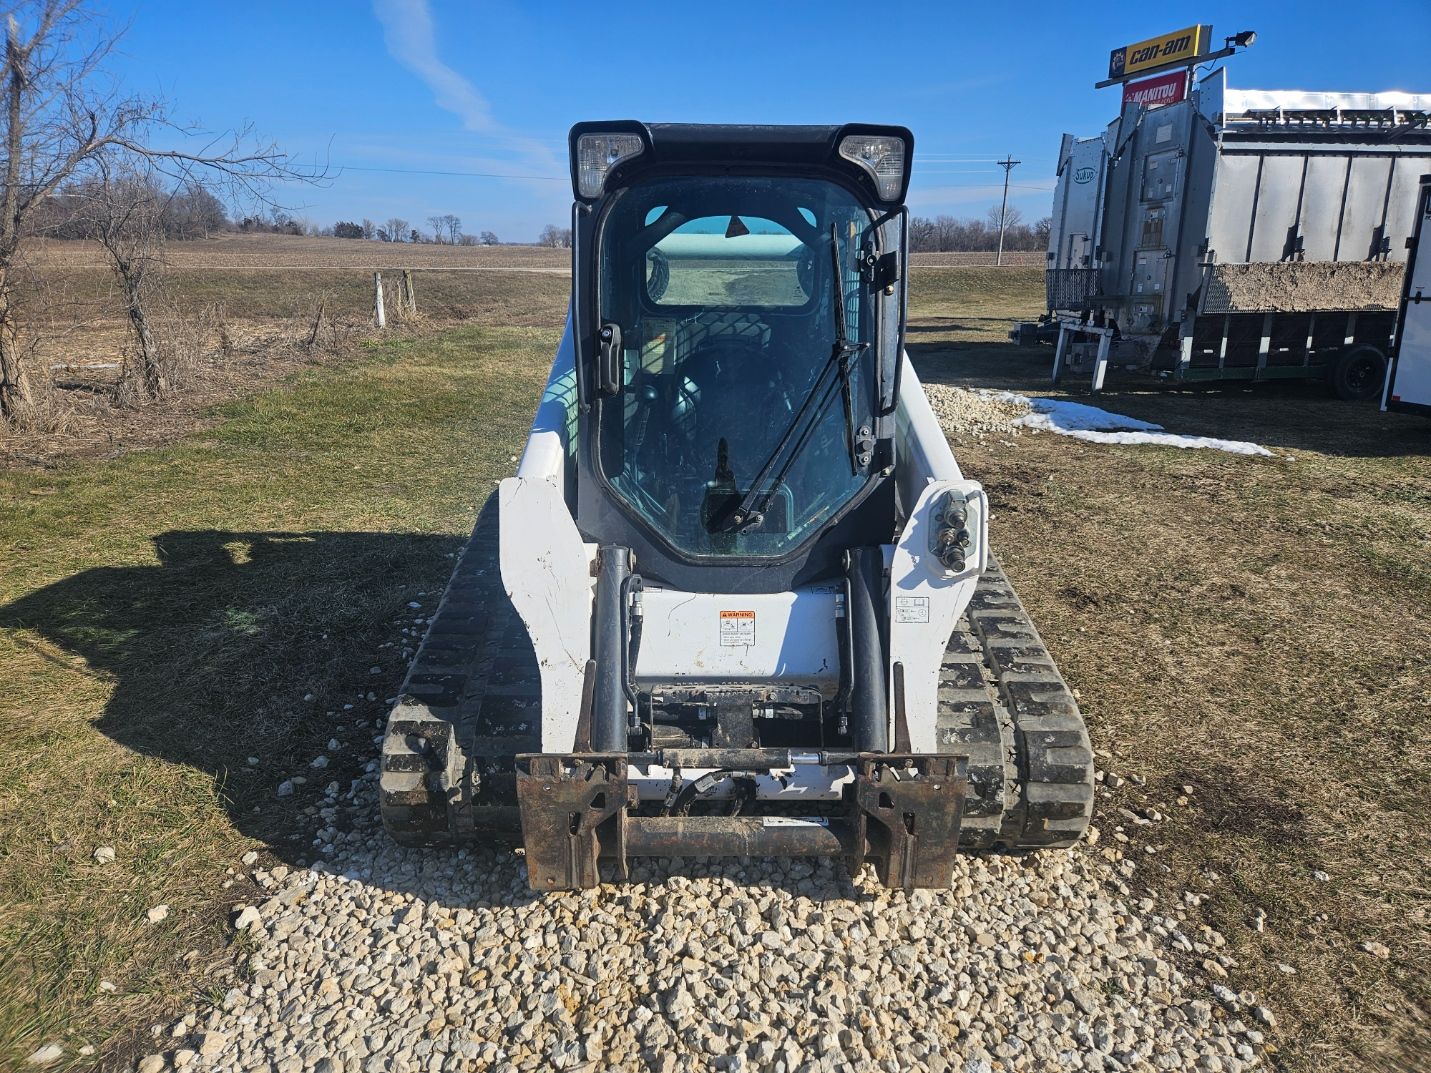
(909, 250), (1044, 267)
(0, 323), (558, 1071)
(2, 265), (570, 467)
(908, 265), (1431, 1072)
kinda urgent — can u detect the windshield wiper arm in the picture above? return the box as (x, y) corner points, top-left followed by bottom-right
(830, 225), (863, 478)
(716, 225), (867, 533)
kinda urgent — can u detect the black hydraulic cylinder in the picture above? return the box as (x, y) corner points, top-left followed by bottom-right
(846, 547), (889, 753)
(591, 545), (631, 752)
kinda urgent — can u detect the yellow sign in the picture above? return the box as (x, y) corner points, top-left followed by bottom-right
(1108, 25), (1210, 80)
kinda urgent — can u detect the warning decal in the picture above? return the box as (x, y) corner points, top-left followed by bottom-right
(895, 596), (931, 624)
(719, 610), (756, 646)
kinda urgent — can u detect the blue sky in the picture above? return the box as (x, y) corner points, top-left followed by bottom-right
(102, 0), (1431, 243)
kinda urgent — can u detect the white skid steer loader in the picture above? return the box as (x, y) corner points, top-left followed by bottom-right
(381, 122), (1094, 891)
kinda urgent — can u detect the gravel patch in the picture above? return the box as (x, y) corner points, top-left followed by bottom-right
(924, 383), (1030, 439)
(131, 763), (1273, 1073)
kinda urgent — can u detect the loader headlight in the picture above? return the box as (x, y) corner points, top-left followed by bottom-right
(576, 133), (645, 198)
(838, 134), (906, 201)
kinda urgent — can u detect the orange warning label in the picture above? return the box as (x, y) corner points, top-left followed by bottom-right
(719, 610), (756, 646)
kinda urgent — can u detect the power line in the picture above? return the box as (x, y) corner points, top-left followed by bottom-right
(334, 164), (566, 181)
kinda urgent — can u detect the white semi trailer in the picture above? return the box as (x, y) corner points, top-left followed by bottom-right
(1383, 173), (1431, 415)
(1028, 70), (1431, 398)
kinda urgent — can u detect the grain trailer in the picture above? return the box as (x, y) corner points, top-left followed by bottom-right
(1032, 71), (1431, 397)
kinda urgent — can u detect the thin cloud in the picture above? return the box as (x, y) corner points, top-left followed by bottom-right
(370, 0), (562, 170)
(369, 0), (568, 232)
(372, 0), (497, 134)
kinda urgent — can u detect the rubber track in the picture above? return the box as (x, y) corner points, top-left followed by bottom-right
(381, 501), (1093, 852)
(380, 492), (538, 846)
(938, 557), (1095, 849)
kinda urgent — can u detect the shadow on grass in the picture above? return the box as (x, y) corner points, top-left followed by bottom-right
(0, 529), (509, 887)
(904, 322), (973, 335)
(909, 339), (1431, 459)
(0, 528), (868, 905)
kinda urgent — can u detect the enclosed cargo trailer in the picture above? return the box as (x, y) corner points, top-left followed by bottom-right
(1034, 71), (1431, 397)
(1383, 174), (1431, 415)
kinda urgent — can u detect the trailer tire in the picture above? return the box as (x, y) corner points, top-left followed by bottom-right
(1329, 345), (1387, 402)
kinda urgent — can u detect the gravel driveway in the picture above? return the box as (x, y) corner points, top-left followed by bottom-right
(128, 760), (1274, 1073)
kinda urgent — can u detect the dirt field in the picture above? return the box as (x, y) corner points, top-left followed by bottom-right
(29, 233), (1041, 271)
(1, 260), (1427, 1072)
(2, 236), (1028, 465)
(28, 234), (573, 271)
(910, 250), (1044, 267)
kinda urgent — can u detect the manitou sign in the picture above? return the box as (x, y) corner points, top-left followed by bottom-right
(1122, 70), (1189, 109)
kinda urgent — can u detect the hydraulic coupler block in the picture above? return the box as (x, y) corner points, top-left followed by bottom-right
(929, 488), (981, 575)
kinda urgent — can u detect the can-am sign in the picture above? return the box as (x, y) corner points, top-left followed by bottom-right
(1108, 24), (1209, 80)
(1123, 70), (1189, 110)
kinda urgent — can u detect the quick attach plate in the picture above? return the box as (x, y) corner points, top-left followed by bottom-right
(515, 751), (969, 892)
(854, 753), (968, 890)
(514, 754), (630, 890)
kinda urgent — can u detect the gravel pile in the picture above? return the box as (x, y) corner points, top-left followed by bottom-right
(925, 383), (1030, 439)
(1204, 261), (1404, 313)
(127, 767), (1274, 1073)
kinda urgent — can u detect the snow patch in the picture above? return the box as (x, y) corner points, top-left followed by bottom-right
(984, 392), (1274, 457)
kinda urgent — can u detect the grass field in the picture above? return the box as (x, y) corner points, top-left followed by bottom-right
(0, 323), (559, 1070)
(0, 262), (1427, 1071)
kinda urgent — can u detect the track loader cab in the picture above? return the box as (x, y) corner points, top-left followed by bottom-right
(569, 123), (911, 591)
(379, 122), (1095, 891)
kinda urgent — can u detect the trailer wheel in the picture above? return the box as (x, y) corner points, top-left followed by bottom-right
(1329, 345), (1387, 402)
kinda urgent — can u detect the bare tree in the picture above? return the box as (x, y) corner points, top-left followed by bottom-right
(360, 218), (376, 240)
(165, 182), (227, 239)
(0, 0), (318, 423)
(538, 224), (572, 248)
(908, 216), (935, 252)
(479, 230), (498, 246)
(426, 215), (445, 244)
(986, 203), (1023, 232)
(442, 214), (461, 244)
(79, 161), (169, 396)
(385, 217), (408, 243)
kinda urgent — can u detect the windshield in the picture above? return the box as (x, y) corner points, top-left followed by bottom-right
(597, 174), (878, 560)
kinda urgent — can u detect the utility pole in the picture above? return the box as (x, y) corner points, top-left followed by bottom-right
(995, 155), (1020, 266)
